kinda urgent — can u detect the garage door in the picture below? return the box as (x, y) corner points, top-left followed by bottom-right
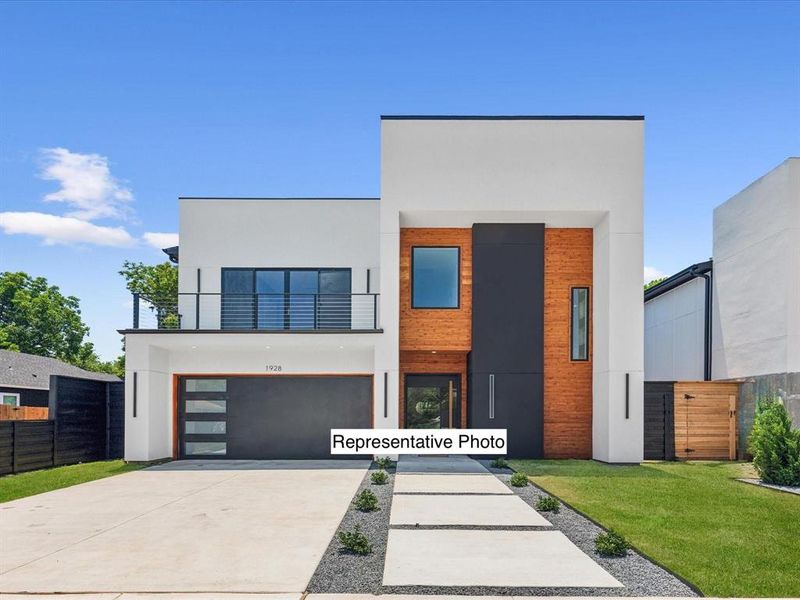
(178, 375), (372, 459)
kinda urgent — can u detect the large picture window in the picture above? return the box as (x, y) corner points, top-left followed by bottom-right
(571, 287), (589, 361)
(411, 247), (460, 309)
(221, 268), (351, 329)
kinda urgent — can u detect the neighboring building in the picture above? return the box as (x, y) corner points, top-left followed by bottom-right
(0, 349), (121, 408)
(122, 115), (645, 464)
(644, 157), (800, 439)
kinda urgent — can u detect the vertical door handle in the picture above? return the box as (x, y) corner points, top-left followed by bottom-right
(488, 374), (495, 420)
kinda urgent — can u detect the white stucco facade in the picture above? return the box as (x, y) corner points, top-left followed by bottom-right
(712, 158), (800, 380)
(644, 277), (707, 381)
(124, 116), (645, 464)
(379, 118), (644, 463)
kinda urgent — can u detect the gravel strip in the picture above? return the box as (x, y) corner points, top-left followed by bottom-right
(738, 477), (800, 495)
(479, 460), (699, 597)
(306, 463), (394, 593)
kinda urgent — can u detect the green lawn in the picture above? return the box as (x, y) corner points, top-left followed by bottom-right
(0, 460), (146, 503)
(509, 459), (800, 597)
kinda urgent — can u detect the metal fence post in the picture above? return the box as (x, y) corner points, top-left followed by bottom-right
(132, 293), (140, 328)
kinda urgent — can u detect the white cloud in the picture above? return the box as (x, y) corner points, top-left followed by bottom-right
(142, 232), (178, 249)
(39, 147), (133, 221)
(0, 212), (135, 247)
(644, 265), (666, 283)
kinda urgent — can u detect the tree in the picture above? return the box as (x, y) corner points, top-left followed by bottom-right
(0, 271), (122, 374)
(644, 277), (667, 290)
(0, 271), (90, 360)
(119, 261), (179, 328)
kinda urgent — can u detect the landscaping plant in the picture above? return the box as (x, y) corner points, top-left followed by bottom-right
(338, 525), (372, 555)
(354, 488), (379, 511)
(509, 471), (529, 487)
(375, 456), (394, 470)
(491, 457), (509, 468)
(371, 470), (389, 485)
(595, 530), (630, 557)
(748, 397), (800, 486)
(536, 495), (560, 513)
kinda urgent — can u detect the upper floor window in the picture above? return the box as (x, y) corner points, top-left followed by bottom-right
(221, 268), (351, 329)
(412, 247), (460, 309)
(571, 287), (589, 361)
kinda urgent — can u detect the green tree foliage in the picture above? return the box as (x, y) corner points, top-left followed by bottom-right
(119, 261), (179, 328)
(0, 271), (122, 375)
(749, 398), (800, 486)
(644, 277), (667, 290)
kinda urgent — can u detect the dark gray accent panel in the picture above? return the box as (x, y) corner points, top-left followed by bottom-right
(469, 223), (545, 459)
(643, 381), (675, 460)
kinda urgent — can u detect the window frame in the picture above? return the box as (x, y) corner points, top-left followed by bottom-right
(1, 392), (21, 407)
(410, 246), (461, 310)
(570, 286), (590, 362)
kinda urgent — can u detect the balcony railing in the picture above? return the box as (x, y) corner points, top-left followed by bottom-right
(131, 292), (380, 331)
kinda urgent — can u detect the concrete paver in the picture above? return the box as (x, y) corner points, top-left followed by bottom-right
(390, 494), (550, 526)
(393, 473), (512, 494)
(396, 455), (489, 474)
(0, 461), (367, 594)
(382, 529), (623, 587)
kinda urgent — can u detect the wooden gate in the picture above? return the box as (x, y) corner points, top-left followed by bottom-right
(674, 382), (738, 460)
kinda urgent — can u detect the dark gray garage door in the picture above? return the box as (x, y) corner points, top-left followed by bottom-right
(178, 375), (372, 459)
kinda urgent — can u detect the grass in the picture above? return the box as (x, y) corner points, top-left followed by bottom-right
(0, 460), (146, 503)
(509, 459), (800, 597)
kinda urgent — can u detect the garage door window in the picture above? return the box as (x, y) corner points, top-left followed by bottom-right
(185, 399), (226, 413)
(185, 378), (227, 392)
(185, 442), (227, 456)
(185, 421), (227, 434)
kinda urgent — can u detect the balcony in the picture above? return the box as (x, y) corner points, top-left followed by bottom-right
(130, 292), (380, 332)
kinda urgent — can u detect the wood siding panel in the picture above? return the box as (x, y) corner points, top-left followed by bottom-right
(399, 351), (468, 428)
(543, 229), (593, 458)
(0, 405), (49, 420)
(400, 228), (472, 352)
(674, 381), (739, 460)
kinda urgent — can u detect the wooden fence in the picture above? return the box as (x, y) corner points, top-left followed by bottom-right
(644, 380), (739, 460)
(0, 376), (123, 475)
(0, 405), (49, 421)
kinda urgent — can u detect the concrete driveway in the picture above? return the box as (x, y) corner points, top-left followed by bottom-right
(0, 460), (368, 594)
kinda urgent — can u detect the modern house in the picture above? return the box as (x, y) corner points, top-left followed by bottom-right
(122, 115), (645, 463)
(0, 349), (120, 408)
(644, 157), (800, 443)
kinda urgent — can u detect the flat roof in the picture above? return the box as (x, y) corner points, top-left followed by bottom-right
(178, 197), (379, 201)
(380, 115), (644, 121)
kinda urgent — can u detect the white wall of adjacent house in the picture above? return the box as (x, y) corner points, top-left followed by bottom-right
(380, 117), (645, 463)
(644, 278), (707, 381)
(123, 333), (376, 461)
(712, 158), (800, 380)
(177, 199), (380, 330)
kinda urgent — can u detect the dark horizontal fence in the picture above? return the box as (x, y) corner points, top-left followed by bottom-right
(0, 421), (55, 475)
(0, 376), (124, 476)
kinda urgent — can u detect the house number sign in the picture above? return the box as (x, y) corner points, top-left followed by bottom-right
(266, 364), (283, 372)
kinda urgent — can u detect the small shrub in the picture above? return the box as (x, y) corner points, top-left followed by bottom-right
(375, 456), (394, 469)
(595, 530), (630, 557)
(536, 496), (560, 513)
(338, 525), (372, 555)
(491, 457), (509, 469)
(748, 397), (800, 486)
(371, 470), (389, 485)
(354, 488), (379, 511)
(509, 472), (529, 487)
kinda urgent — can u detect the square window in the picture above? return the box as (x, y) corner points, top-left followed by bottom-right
(412, 247), (460, 308)
(2, 393), (20, 407)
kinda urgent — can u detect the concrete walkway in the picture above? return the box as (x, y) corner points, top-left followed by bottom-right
(0, 460), (368, 594)
(383, 456), (621, 589)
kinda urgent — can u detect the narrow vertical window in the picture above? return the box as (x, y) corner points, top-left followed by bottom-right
(571, 287), (589, 361)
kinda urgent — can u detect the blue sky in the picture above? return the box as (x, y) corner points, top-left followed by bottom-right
(1, 1), (798, 360)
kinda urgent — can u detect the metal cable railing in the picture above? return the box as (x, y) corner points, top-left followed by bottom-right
(132, 292), (379, 330)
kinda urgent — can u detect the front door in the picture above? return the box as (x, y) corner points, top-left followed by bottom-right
(404, 374), (460, 429)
